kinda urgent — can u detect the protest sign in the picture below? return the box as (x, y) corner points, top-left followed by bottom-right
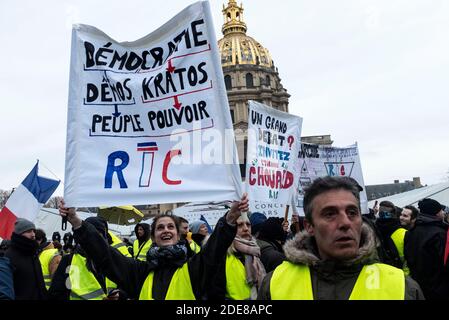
(246, 100), (303, 207)
(250, 143), (368, 217)
(64, 1), (242, 207)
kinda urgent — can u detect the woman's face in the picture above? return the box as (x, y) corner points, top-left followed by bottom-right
(198, 224), (209, 236)
(153, 217), (179, 247)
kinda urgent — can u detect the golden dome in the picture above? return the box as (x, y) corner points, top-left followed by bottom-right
(218, 1), (273, 68)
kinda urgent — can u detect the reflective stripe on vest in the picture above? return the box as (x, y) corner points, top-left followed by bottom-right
(270, 261), (405, 300)
(69, 254), (117, 300)
(39, 248), (59, 289)
(225, 254), (251, 300)
(108, 231), (131, 257)
(133, 239), (152, 261)
(139, 263), (195, 300)
(189, 241), (201, 254)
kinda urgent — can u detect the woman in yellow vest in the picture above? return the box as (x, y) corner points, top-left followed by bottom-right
(48, 217), (127, 300)
(132, 223), (152, 261)
(58, 195), (249, 300)
(257, 176), (424, 300)
(208, 215), (266, 300)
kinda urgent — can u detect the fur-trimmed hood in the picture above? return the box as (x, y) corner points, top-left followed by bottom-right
(283, 222), (378, 267)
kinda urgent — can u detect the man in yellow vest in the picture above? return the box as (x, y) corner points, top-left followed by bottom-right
(374, 201), (408, 271)
(258, 176), (424, 300)
(35, 229), (62, 290)
(48, 217), (126, 300)
(132, 223), (152, 261)
(177, 216), (200, 254)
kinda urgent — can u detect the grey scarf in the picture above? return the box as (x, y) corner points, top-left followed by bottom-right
(231, 236), (266, 300)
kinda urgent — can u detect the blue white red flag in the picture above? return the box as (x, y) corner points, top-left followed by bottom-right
(0, 161), (60, 239)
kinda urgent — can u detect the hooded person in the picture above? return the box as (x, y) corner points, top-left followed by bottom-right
(4, 218), (47, 300)
(256, 217), (287, 273)
(48, 216), (126, 300)
(404, 198), (449, 300)
(189, 220), (209, 249)
(249, 212), (267, 237)
(133, 223), (151, 261)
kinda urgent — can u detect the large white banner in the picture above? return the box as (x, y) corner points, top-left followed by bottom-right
(64, 1), (242, 207)
(246, 101), (303, 207)
(250, 143), (369, 217)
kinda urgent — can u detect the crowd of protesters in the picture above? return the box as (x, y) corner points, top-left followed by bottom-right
(1, 177), (449, 300)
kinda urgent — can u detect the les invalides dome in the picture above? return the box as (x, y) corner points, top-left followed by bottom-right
(218, 0), (290, 176)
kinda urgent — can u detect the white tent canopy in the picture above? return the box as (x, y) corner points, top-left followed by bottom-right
(34, 208), (138, 238)
(368, 181), (449, 208)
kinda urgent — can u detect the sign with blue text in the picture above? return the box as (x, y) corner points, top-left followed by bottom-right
(64, 1), (242, 207)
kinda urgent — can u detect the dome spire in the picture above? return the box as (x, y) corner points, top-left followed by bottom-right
(222, 0), (247, 36)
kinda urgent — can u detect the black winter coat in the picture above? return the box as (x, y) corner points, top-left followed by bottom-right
(256, 238), (286, 273)
(73, 215), (236, 300)
(404, 214), (449, 300)
(4, 233), (47, 300)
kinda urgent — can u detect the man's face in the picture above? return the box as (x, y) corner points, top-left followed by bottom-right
(236, 217), (252, 240)
(400, 209), (412, 227)
(304, 189), (362, 261)
(153, 217), (179, 247)
(179, 222), (189, 239)
(22, 229), (36, 241)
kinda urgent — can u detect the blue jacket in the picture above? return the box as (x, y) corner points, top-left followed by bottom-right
(0, 256), (15, 300)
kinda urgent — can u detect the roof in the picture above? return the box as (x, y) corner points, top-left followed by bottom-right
(368, 181), (449, 208)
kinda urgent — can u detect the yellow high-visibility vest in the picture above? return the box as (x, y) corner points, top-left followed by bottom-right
(39, 248), (59, 289)
(68, 254), (117, 300)
(391, 228), (407, 260)
(139, 263), (195, 300)
(189, 241), (201, 254)
(225, 254), (251, 300)
(270, 261), (405, 300)
(108, 231), (131, 257)
(133, 239), (152, 261)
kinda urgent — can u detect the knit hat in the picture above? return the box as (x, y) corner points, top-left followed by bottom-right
(249, 212), (267, 235)
(418, 198), (443, 216)
(14, 218), (36, 235)
(189, 220), (205, 234)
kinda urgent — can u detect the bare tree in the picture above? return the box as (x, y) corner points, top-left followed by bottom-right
(0, 189), (13, 209)
(44, 196), (63, 209)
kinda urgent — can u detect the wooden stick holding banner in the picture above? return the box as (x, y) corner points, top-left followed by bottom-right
(284, 204), (290, 222)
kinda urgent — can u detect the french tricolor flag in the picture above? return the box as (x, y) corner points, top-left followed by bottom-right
(0, 161), (60, 239)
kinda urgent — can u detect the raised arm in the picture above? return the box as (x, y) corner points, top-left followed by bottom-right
(59, 201), (152, 299)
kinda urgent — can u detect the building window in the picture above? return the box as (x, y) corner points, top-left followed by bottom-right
(230, 109), (235, 123)
(265, 75), (270, 87)
(246, 73), (254, 88)
(224, 75), (232, 90)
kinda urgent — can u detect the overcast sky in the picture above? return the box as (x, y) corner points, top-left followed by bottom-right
(1, 0), (448, 197)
